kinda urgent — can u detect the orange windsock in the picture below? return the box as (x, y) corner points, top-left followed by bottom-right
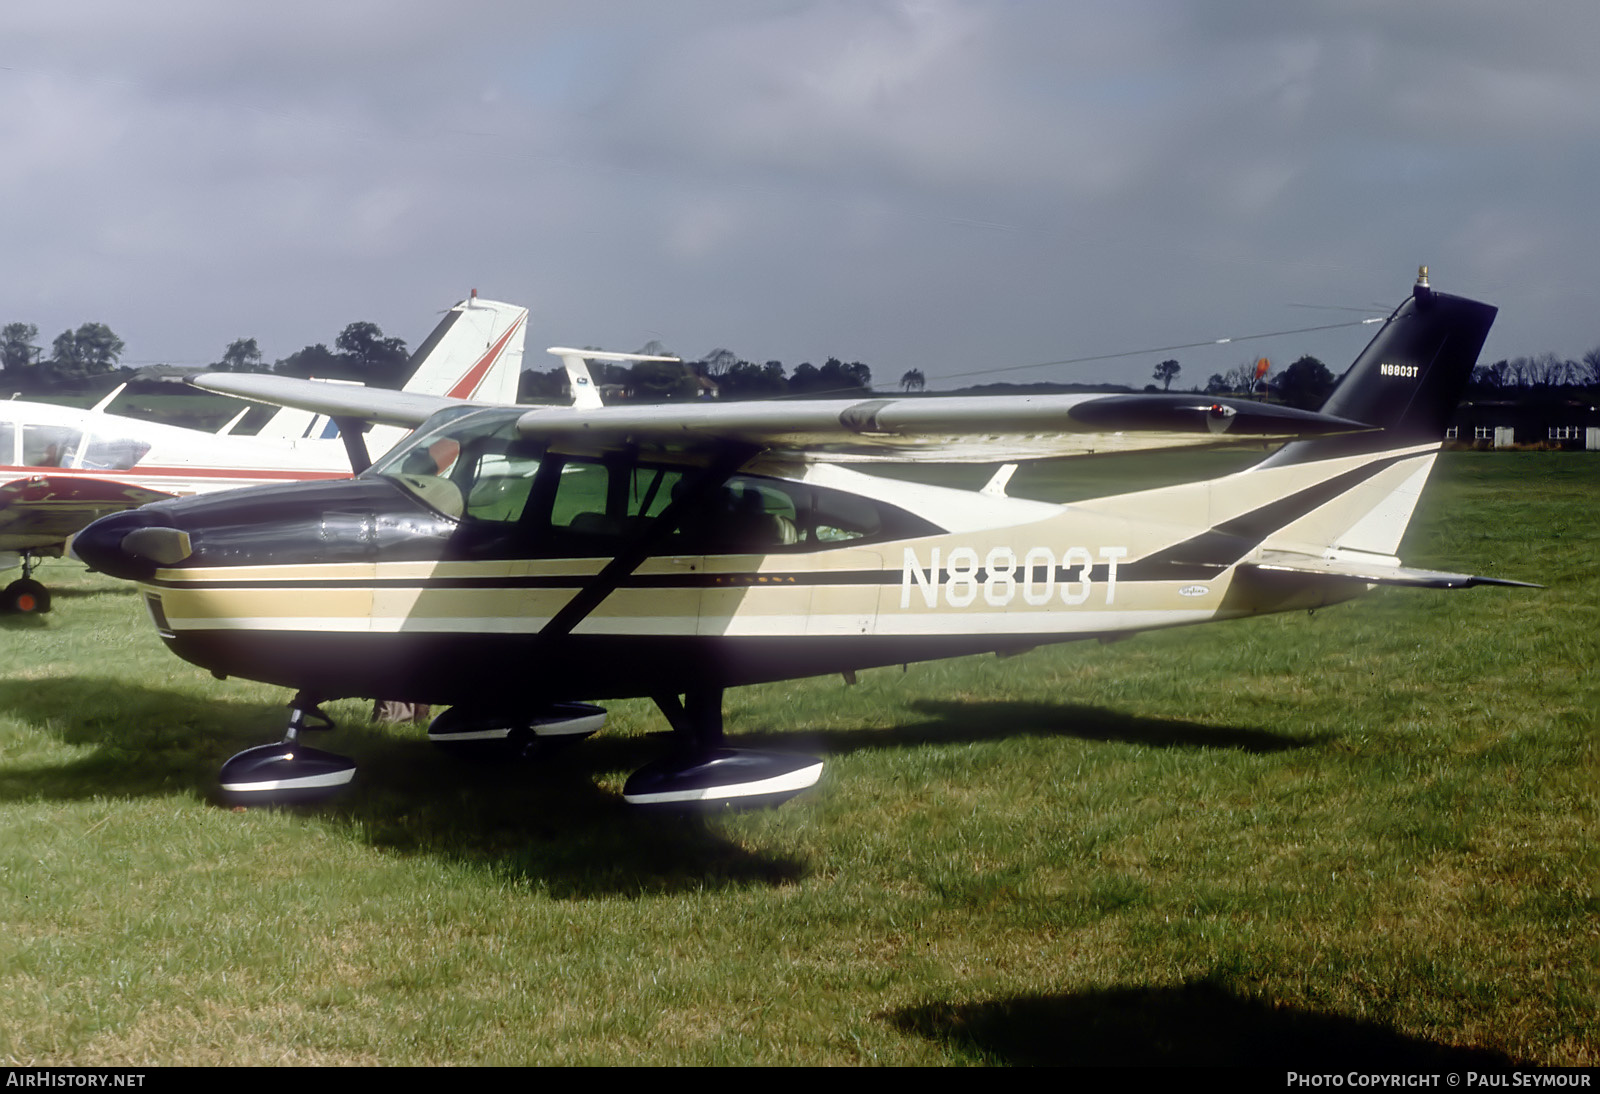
(1253, 357), (1270, 380)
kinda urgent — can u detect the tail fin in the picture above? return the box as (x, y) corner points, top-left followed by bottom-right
(550, 349), (605, 410)
(400, 293), (527, 403)
(1073, 274), (1519, 591)
(362, 294), (527, 454)
(1238, 269), (1497, 563)
(1260, 268), (1497, 467)
(546, 347), (682, 409)
(252, 294), (529, 443)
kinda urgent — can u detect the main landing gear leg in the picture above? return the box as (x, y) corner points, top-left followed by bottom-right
(218, 693), (357, 805)
(1, 551), (51, 615)
(622, 687), (823, 810)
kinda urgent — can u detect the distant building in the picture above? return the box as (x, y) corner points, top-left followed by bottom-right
(1448, 398), (1600, 449)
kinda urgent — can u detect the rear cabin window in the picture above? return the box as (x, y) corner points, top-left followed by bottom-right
(534, 460), (933, 556)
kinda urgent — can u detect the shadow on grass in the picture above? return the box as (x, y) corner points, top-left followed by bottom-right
(891, 978), (1527, 1067)
(0, 583), (136, 628)
(42, 582), (141, 601)
(726, 697), (1327, 760)
(0, 681), (1321, 894)
(0, 676), (805, 896)
(0, 613), (51, 632)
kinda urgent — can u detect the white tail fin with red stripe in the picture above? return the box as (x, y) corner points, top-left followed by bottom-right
(255, 294), (528, 448)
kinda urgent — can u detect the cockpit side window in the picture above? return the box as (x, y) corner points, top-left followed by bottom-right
(22, 424), (82, 468)
(368, 408), (535, 522)
(80, 436), (152, 471)
(810, 487), (882, 543)
(463, 451), (540, 522)
(544, 459), (689, 544)
(369, 411), (940, 556)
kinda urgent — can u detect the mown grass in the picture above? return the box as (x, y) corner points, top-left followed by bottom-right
(0, 452), (1594, 1065)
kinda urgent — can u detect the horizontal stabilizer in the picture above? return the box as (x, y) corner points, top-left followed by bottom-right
(1245, 550), (1540, 589)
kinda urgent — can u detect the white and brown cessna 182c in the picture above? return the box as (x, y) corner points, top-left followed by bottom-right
(75, 270), (1531, 809)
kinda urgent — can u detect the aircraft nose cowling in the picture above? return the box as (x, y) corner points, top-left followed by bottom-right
(74, 509), (184, 580)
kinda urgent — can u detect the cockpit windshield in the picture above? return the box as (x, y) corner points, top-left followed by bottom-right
(365, 407), (531, 520)
(11, 423), (151, 470)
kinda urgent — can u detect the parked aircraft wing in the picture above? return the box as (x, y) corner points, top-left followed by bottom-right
(194, 371), (1372, 463)
(188, 373), (461, 429)
(513, 393), (1374, 463)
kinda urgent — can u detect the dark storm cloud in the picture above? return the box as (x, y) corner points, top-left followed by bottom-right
(2, 1), (1596, 387)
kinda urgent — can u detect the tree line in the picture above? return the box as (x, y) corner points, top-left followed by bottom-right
(518, 346), (874, 402)
(1190, 348), (1600, 410)
(0, 318), (415, 394)
(6, 314), (1599, 412)
(1, 322), (126, 387)
(0, 318), (880, 403)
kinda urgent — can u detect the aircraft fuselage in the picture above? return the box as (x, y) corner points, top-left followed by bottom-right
(74, 406), (1380, 705)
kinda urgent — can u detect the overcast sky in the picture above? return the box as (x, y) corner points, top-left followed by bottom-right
(4, 1), (1597, 390)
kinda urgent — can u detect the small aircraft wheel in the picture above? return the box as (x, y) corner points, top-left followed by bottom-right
(1, 578), (50, 615)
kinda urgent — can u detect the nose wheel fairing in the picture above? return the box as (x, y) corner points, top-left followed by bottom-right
(218, 698), (355, 807)
(219, 742), (357, 804)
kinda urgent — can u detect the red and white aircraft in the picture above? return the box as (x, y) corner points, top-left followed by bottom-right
(0, 294), (527, 612)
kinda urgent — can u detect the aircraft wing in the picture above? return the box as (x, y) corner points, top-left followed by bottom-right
(0, 475), (176, 550)
(191, 373), (1371, 464)
(188, 373), (462, 429)
(514, 393), (1373, 463)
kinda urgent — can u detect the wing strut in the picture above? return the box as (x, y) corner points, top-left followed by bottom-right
(332, 416), (373, 475)
(537, 444), (759, 639)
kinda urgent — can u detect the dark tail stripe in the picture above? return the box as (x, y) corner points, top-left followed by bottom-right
(1121, 453), (1410, 577)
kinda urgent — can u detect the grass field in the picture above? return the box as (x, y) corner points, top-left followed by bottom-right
(0, 452), (1594, 1065)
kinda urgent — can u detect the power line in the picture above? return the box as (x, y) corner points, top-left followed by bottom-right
(931, 317), (1385, 383)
